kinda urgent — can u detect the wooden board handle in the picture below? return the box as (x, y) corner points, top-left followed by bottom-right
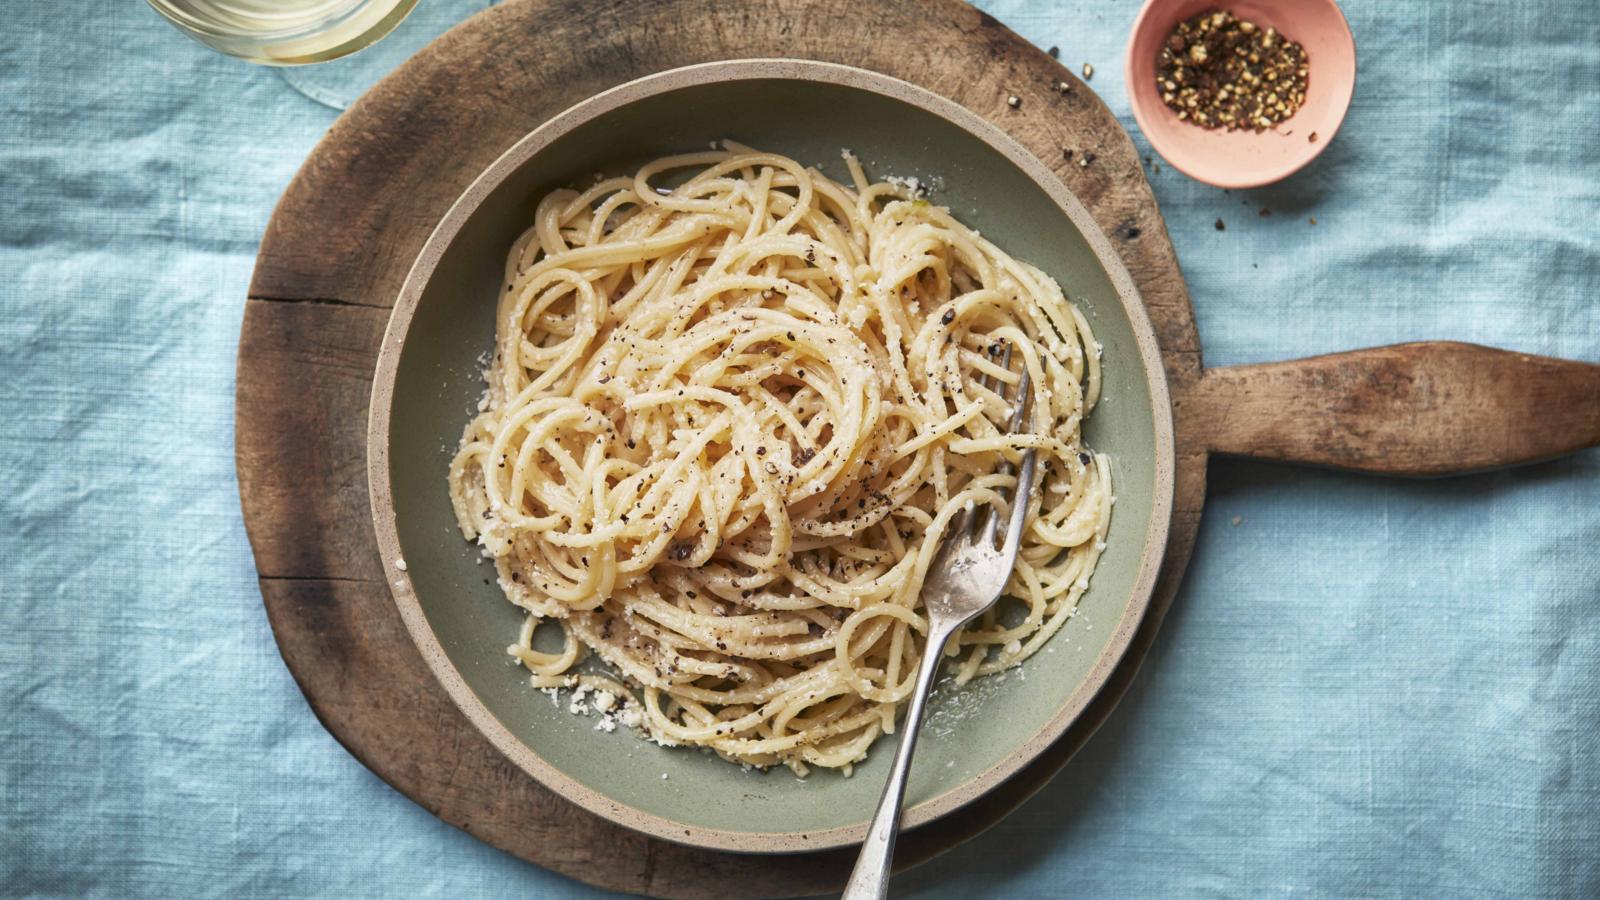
(1187, 342), (1600, 477)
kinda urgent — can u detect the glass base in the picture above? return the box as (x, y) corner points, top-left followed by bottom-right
(149, 0), (423, 66)
(277, 0), (493, 110)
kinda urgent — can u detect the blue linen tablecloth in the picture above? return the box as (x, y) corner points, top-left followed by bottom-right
(2, 1), (1596, 896)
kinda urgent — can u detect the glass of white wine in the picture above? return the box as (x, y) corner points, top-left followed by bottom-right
(147, 0), (422, 65)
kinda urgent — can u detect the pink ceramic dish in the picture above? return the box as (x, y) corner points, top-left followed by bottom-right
(1125, 0), (1356, 189)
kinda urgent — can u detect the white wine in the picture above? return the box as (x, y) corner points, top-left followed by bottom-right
(148, 0), (421, 65)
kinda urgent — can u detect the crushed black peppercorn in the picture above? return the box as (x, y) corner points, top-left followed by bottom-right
(1157, 9), (1309, 132)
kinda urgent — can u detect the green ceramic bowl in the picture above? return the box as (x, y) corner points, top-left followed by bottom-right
(369, 59), (1174, 853)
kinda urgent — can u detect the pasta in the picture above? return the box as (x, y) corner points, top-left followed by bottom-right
(448, 144), (1112, 775)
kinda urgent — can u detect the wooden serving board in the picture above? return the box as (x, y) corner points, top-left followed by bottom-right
(236, 1), (1600, 896)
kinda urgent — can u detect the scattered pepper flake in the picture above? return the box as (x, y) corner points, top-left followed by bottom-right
(1214, 218), (1227, 231)
(1259, 207), (1272, 217)
(1048, 45), (1060, 59)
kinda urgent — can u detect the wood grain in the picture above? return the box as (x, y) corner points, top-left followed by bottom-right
(237, 1), (1208, 895)
(237, 299), (388, 581)
(241, 0), (1600, 894)
(1190, 342), (1600, 477)
(233, 0), (1600, 883)
(233, 0), (1208, 893)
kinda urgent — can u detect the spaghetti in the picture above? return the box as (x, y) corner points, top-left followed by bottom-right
(448, 145), (1112, 775)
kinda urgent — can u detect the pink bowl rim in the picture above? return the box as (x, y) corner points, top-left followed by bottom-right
(1123, 0), (1357, 189)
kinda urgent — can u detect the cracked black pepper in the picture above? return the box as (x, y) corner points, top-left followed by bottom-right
(1157, 8), (1309, 131)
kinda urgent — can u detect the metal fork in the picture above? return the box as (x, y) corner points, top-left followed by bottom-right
(843, 346), (1038, 900)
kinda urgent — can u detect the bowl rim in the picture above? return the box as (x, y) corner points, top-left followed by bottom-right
(367, 58), (1176, 854)
(1123, 0), (1357, 189)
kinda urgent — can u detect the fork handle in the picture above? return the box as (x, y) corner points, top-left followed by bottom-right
(843, 620), (962, 900)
